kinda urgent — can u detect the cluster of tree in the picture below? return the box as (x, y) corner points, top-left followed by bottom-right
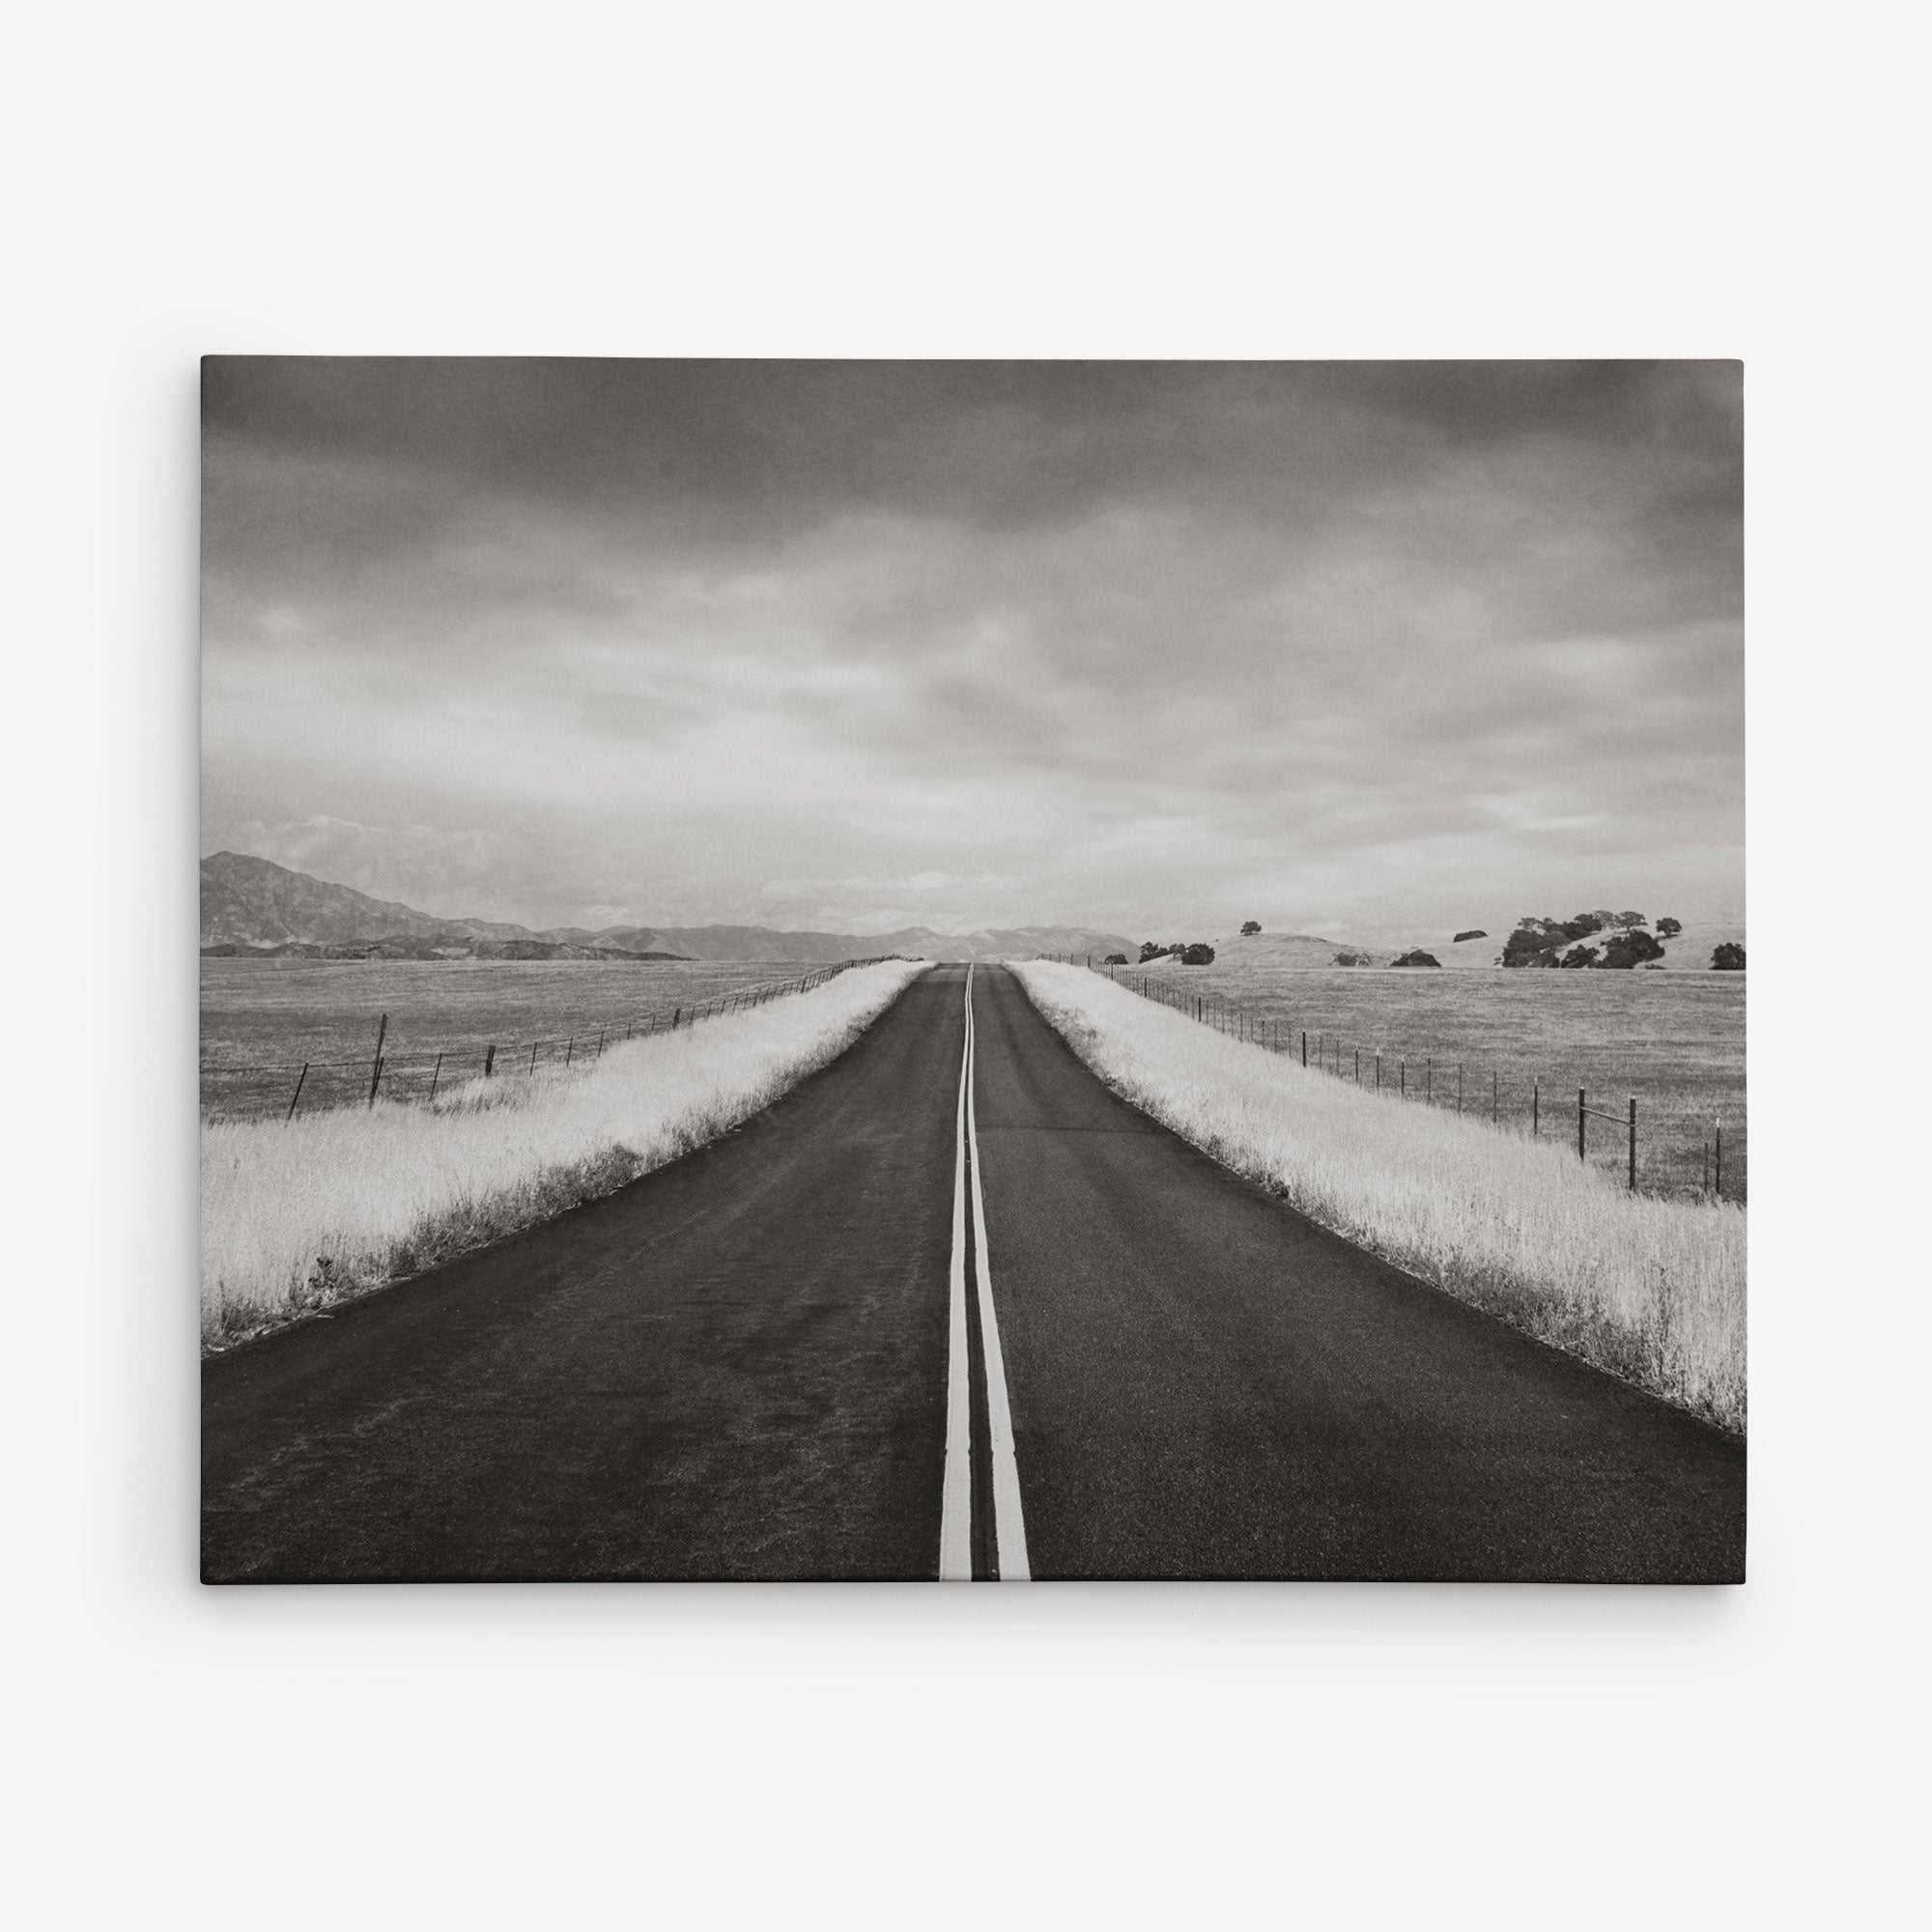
(1103, 952), (1128, 965)
(1138, 940), (1217, 965)
(1240, 921), (1262, 935)
(1452, 928), (1487, 943)
(1712, 942), (1746, 970)
(1333, 950), (1373, 967)
(1391, 950), (1441, 968)
(1501, 910), (1680, 970)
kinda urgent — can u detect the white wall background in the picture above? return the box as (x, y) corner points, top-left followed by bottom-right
(3, 3), (1923, 1925)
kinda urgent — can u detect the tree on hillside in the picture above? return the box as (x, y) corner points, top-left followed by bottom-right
(1657, 917), (1682, 937)
(1599, 928), (1665, 968)
(1391, 950), (1441, 968)
(1559, 944), (1601, 968)
(1712, 942), (1746, 970)
(1453, 928), (1487, 943)
(1503, 921), (1562, 967)
(1610, 911), (1648, 929)
(1180, 943), (1216, 965)
(1240, 921), (1262, 936)
(1138, 941), (1166, 962)
(1103, 952), (1127, 966)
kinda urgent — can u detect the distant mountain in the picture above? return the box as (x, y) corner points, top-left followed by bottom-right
(581, 922), (1139, 964)
(198, 852), (1134, 964)
(199, 853), (689, 958)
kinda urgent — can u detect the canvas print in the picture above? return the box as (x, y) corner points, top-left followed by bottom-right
(200, 358), (1745, 1582)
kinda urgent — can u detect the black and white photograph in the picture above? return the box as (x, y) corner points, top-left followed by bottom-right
(16, 7), (1929, 1924)
(200, 356), (1745, 1582)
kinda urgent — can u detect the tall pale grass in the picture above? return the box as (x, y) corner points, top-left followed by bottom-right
(202, 960), (924, 1348)
(1012, 963), (1746, 1433)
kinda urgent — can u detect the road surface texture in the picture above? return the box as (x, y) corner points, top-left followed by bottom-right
(203, 964), (1744, 1582)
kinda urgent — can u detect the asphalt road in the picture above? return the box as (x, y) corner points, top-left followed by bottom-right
(203, 964), (1744, 1582)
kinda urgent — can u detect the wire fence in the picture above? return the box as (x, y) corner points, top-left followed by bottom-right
(201, 958), (898, 1124)
(1044, 954), (1738, 1204)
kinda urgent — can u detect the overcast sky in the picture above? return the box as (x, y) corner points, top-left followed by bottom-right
(201, 358), (1743, 941)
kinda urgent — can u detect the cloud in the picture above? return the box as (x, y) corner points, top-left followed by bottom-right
(201, 360), (1743, 937)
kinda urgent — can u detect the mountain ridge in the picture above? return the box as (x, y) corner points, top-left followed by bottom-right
(199, 852), (1137, 964)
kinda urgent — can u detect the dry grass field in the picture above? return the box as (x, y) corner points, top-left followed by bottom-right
(200, 956), (871, 1122)
(1012, 962), (1746, 1433)
(201, 959), (925, 1347)
(1119, 952), (1746, 1201)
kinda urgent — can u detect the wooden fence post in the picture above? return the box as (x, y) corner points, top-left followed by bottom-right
(1532, 1078), (1539, 1136)
(1301, 1030), (1308, 1066)
(485, 1044), (496, 1077)
(1715, 1119), (1723, 1199)
(1492, 1071), (1498, 1123)
(1577, 1088), (1587, 1160)
(367, 1013), (387, 1107)
(1628, 1096), (1637, 1192)
(286, 1063), (308, 1121)
(428, 1052), (443, 1104)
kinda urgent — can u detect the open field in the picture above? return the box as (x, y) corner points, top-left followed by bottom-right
(1012, 962), (1746, 1433)
(201, 959), (924, 1346)
(200, 956), (874, 1122)
(1118, 955), (1746, 1200)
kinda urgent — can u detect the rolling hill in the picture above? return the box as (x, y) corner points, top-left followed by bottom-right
(1158, 916), (1746, 971)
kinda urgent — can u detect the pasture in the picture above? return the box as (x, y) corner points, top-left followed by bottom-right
(1124, 957), (1746, 1201)
(200, 956), (847, 1122)
(201, 961), (926, 1345)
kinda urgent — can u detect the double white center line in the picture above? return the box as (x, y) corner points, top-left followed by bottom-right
(938, 963), (1031, 1581)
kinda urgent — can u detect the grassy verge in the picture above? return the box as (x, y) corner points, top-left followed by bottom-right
(201, 960), (925, 1349)
(1011, 962), (1745, 1433)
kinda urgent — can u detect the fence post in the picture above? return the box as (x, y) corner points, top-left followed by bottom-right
(428, 1052), (443, 1104)
(1577, 1088), (1586, 1160)
(367, 1012), (387, 1107)
(1532, 1078), (1538, 1136)
(1715, 1119), (1723, 1199)
(1492, 1071), (1498, 1123)
(1457, 1065), (1463, 1114)
(565, 1037), (574, 1067)
(1400, 1058), (1406, 1096)
(1426, 1057), (1433, 1103)
(485, 1044), (496, 1077)
(1301, 1030), (1308, 1066)
(596, 1029), (605, 1059)
(672, 1007), (682, 1028)
(1376, 1053), (1381, 1090)
(1354, 1047), (1360, 1083)
(1628, 1096), (1637, 1192)
(529, 1042), (538, 1074)
(286, 1062), (308, 1122)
